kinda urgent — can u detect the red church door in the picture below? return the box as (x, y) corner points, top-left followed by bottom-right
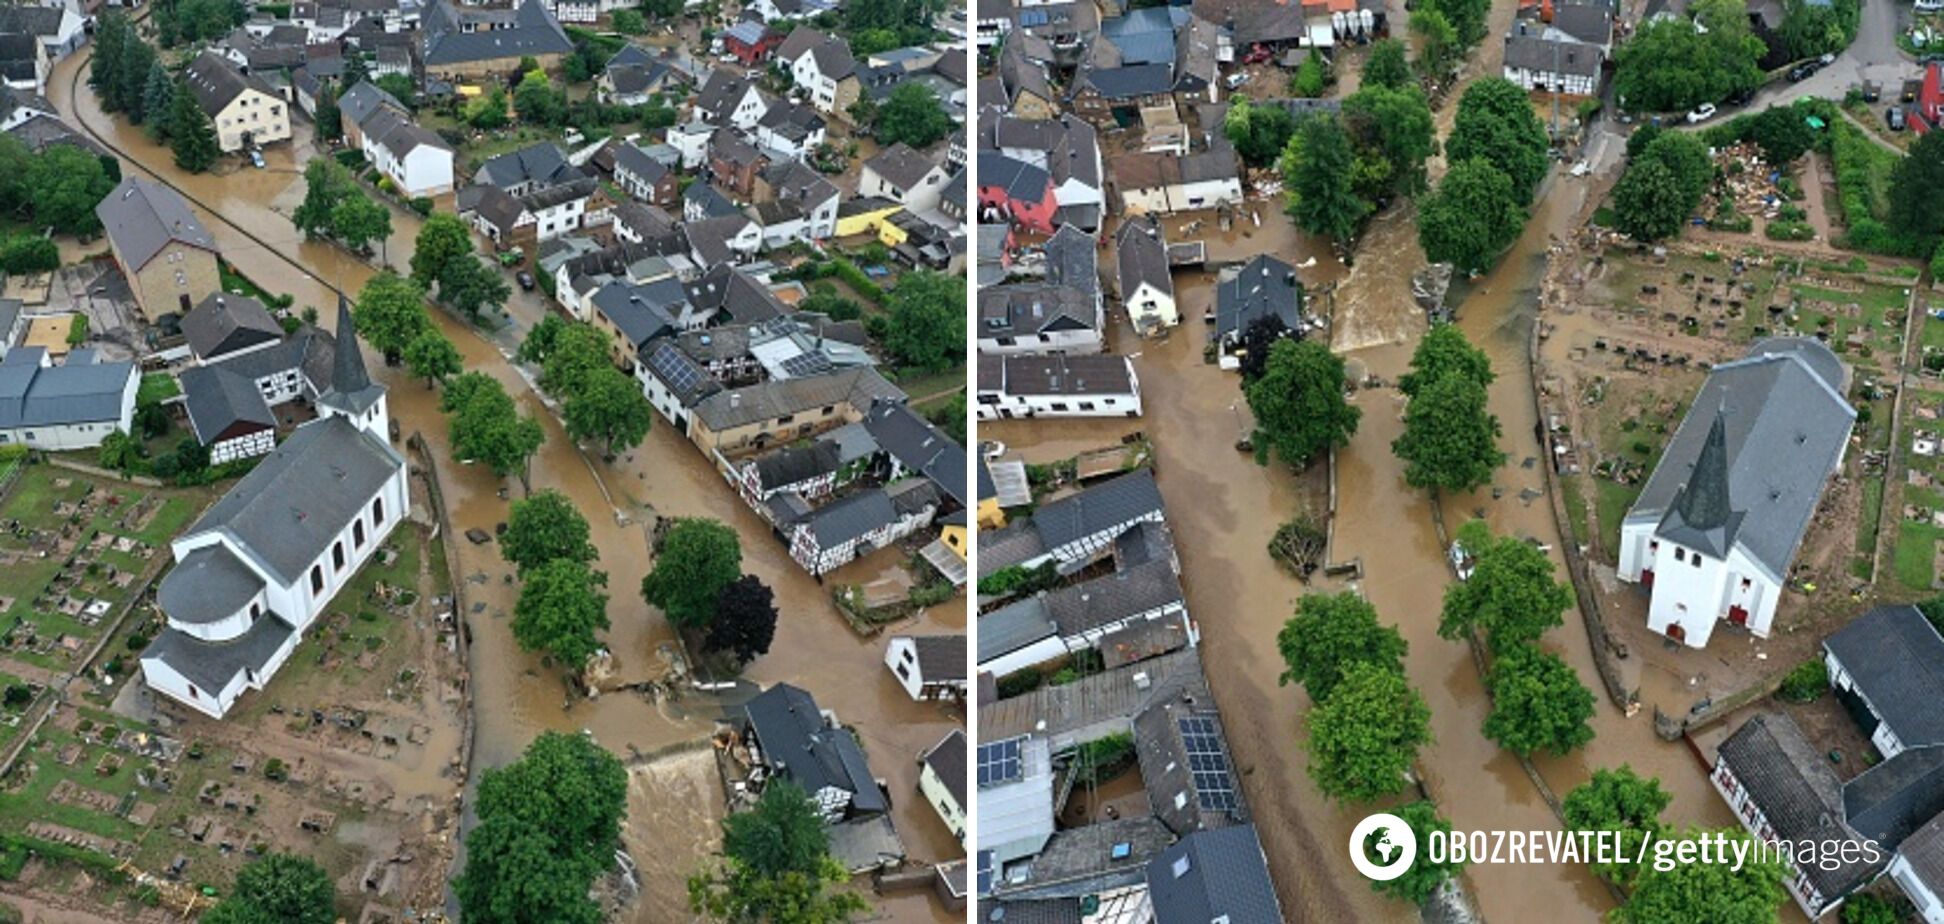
(1641, 568), (1655, 589)
(1666, 623), (1685, 644)
(1728, 605), (1749, 626)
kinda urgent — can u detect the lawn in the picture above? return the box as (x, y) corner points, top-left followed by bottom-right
(1894, 520), (1944, 592)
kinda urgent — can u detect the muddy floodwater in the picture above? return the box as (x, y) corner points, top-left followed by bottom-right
(49, 46), (961, 923)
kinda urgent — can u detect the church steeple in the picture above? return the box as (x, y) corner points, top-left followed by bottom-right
(1673, 409), (1732, 530)
(317, 294), (389, 437)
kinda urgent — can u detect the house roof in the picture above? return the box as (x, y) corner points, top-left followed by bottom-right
(981, 646), (1210, 746)
(422, 0), (570, 66)
(96, 177), (218, 271)
(154, 542), (266, 627)
(1146, 824), (1284, 922)
(1718, 712), (1885, 899)
(1042, 558), (1181, 638)
(1898, 813), (1944, 905)
(1114, 216), (1173, 301)
(361, 105), (453, 160)
(338, 79), (406, 127)
(684, 213), (757, 268)
(182, 293), (282, 361)
(920, 731), (967, 818)
(1843, 745), (1944, 851)
(179, 364), (275, 446)
(475, 142), (580, 191)
(686, 264), (788, 325)
(1550, 0), (1613, 45)
(1137, 696), (1245, 837)
(1100, 6), (1182, 65)
(1627, 338), (1854, 580)
(588, 279), (681, 347)
(1215, 254), (1301, 337)
(981, 354), (1136, 399)
(208, 325), (337, 394)
(721, 19), (770, 46)
(990, 114), (1101, 193)
(612, 142), (669, 187)
(643, 341), (721, 407)
(695, 69), (760, 123)
(1502, 34), (1602, 77)
(184, 52), (278, 117)
(142, 612), (297, 697)
(0, 349), (135, 430)
(978, 151), (1053, 204)
(692, 366), (903, 432)
(742, 683), (887, 813)
(1034, 468), (1163, 552)
(865, 142), (940, 192)
(801, 487), (898, 547)
(1076, 62), (1174, 99)
(979, 596), (1059, 664)
(1824, 605), (1944, 749)
(1011, 814), (1173, 898)
(908, 634), (968, 684)
(751, 439), (841, 490)
(1042, 224), (1098, 296)
(976, 734), (1056, 865)
(861, 398), (967, 507)
(179, 414), (404, 587)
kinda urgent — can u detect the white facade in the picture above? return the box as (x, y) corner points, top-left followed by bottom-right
(754, 119), (826, 161)
(860, 163), (950, 211)
(976, 361), (1142, 421)
(208, 426), (275, 464)
(1618, 524), (1780, 649)
(0, 366), (138, 451)
(364, 136), (456, 198)
(1503, 62), (1600, 96)
(532, 195), (588, 241)
(976, 635), (1067, 679)
(1825, 651), (1914, 760)
(1124, 279), (1178, 331)
(918, 734), (966, 847)
(1710, 757), (1842, 921)
(669, 123), (712, 169)
(1890, 853), (1944, 924)
(211, 88), (292, 153)
(883, 636), (966, 701)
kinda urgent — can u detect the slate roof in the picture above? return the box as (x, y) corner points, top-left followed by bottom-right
(179, 414), (404, 587)
(1114, 216), (1173, 301)
(588, 279), (681, 347)
(155, 543), (265, 626)
(909, 634), (967, 684)
(179, 365), (275, 445)
(979, 596), (1060, 664)
(184, 52), (277, 117)
(1076, 63), (1174, 99)
(422, 0), (570, 66)
(1033, 468), (1164, 551)
(1503, 34), (1602, 77)
(1844, 745), (1944, 851)
(643, 341), (721, 407)
(978, 151), (1052, 202)
(360, 105), (452, 160)
(685, 265), (788, 325)
(1718, 712), (1884, 900)
(208, 326), (337, 394)
(1100, 6), (1182, 65)
(337, 79), (406, 128)
(990, 114), (1101, 192)
(473, 141), (579, 192)
(801, 487), (899, 547)
(316, 298), (384, 418)
(1146, 825), (1284, 923)
(142, 612), (296, 696)
(751, 439), (841, 490)
(742, 683), (888, 813)
(981, 354), (1136, 399)
(1215, 254), (1302, 337)
(97, 177), (218, 271)
(1898, 813), (1944, 905)
(865, 143), (940, 192)
(861, 399), (967, 507)
(1042, 559), (1181, 638)
(612, 142), (668, 187)
(1042, 224), (1098, 296)
(694, 70), (759, 123)
(182, 293), (282, 361)
(923, 728), (967, 812)
(0, 34), (37, 85)
(693, 367), (903, 432)
(1012, 814), (1173, 898)
(1137, 697), (1246, 837)
(1551, 0), (1614, 45)
(1824, 605), (1944, 749)
(1628, 338), (1854, 580)
(0, 348), (135, 429)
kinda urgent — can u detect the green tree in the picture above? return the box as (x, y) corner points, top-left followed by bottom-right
(1275, 591), (1406, 704)
(403, 329), (462, 388)
(1439, 521), (1572, 650)
(1281, 114), (1369, 242)
(502, 490), (597, 574)
(1224, 98), (1297, 170)
(705, 574), (778, 666)
(295, 157), (358, 240)
(118, 37), (157, 124)
(170, 80), (221, 173)
(1563, 766), (1670, 888)
(1612, 159), (1691, 242)
(1366, 801), (1462, 904)
(642, 518), (742, 629)
(352, 271), (431, 359)
(1890, 130), (1944, 251)
(515, 69), (567, 127)
(201, 853), (336, 924)
(1246, 338), (1360, 466)
(412, 212), (474, 287)
(1625, 123), (1664, 161)
(90, 15), (131, 109)
(1341, 83), (1437, 199)
(442, 372), (546, 493)
(1840, 895), (1901, 924)
(1446, 78), (1551, 203)
(1362, 38), (1412, 90)
(1290, 48), (1329, 98)
(1612, 0), (1764, 113)
(330, 193), (392, 254)
(1418, 159), (1525, 275)
(437, 255), (512, 321)
(563, 366), (652, 457)
(456, 816), (603, 924)
(459, 731), (627, 924)
(142, 61), (178, 141)
(0, 236), (58, 274)
(534, 321), (612, 397)
(873, 83), (952, 148)
(612, 7), (646, 32)
(1746, 104), (1816, 164)
(314, 82), (342, 143)
(98, 430), (143, 472)
(1398, 323), (1493, 399)
(375, 73), (418, 109)
(513, 558), (611, 669)
(689, 780), (870, 923)
(1639, 132), (1714, 206)
(518, 315), (568, 365)
(1419, 0), (1489, 46)
(1305, 661), (1432, 803)
(1393, 369), (1504, 492)
(465, 87), (511, 129)
(1410, 9), (1460, 82)
(1614, 829), (1786, 924)
(1482, 644), (1595, 756)
(26, 145), (114, 236)
(882, 270), (965, 372)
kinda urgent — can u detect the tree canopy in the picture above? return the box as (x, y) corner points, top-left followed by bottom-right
(689, 780), (870, 922)
(1225, 98), (1298, 170)
(352, 271), (432, 359)
(170, 79), (221, 173)
(1281, 114), (1370, 242)
(705, 574), (779, 666)
(1305, 661), (1432, 803)
(1399, 323), (1495, 399)
(201, 853), (336, 924)
(1245, 338), (1360, 467)
(403, 329), (462, 388)
(502, 489), (597, 575)
(1614, 829), (1786, 924)
(1276, 591), (1407, 704)
(460, 732), (628, 924)
(1417, 159), (1526, 275)
(1481, 643), (1596, 756)
(1613, 0), (1765, 113)
(873, 83), (952, 148)
(1612, 159), (1692, 242)
(1341, 83), (1437, 201)
(1563, 766), (1671, 887)
(1446, 78), (1551, 204)
(1367, 800), (1463, 904)
(441, 372), (545, 493)
(642, 518), (743, 629)
(1362, 38), (1413, 90)
(1890, 130), (1944, 253)
(412, 213), (476, 288)
(882, 270), (964, 372)
(1439, 520), (1573, 650)
(513, 558), (611, 669)
(564, 366), (653, 458)
(1393, 366), (1504, 493)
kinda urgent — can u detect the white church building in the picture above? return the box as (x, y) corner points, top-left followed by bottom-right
(1616, 338), (1854, 648)
(140, 302), (408, 719)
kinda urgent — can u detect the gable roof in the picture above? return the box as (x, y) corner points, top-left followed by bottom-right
(865, 142), (940, 191)
(1114, 216), (1173, 300)
(337, 79), (405, 127)
(1718, 712), (1884, 900)
(977, 151), (1052, 202)
(179, 364), (275, 446)
(692, 366), (903, 432)
(422, 0), (570, 66)
(97, 177), (218, 271)
(182, 293), (282, 361)
(1042, 558), (1182, 638)
(741, 683), (887, 813)
(1033, 468), (1164, 551)
(1824, 605), (1944, 750)
(0, 349), (136, 429)
(921, 728), (967, 811)
(861, 398), (966, 507)
(474, 142), (579, 191)
(1214, 254), (1301, 337)
(1146, 825), (1284, 922)
(184, 52), (278, 117)
(1844, 745), (1944, 851)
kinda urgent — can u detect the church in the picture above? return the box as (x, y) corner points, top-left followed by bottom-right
(139, 302), (409, 719)
(1616, 338), (1854, 648)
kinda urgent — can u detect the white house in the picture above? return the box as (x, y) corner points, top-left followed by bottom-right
(0, 347), (137, 450)
(1501, 2), (1612, 96)
(918, 729), (967, 848)
(780, 29), (856, 115)
(860, 143), (951, 212)
(140, 306), (407, 719)
(1616, 339), (1853, 648)
(668, 121), (713, 170)
(1114, 217), (1178, 333)
(975, 354), (1142, 420)
(183, 52), (292, 153)
(884, 634), (968, 701)
(694, 70), (769, 131)
(348, 91), (457, 197)
(1889, 817), (1944, 924)
(786, 480), (940, 575)
(1112, 148), (1243, 215)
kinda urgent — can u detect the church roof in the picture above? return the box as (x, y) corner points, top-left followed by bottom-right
(316, 297), (385, 417)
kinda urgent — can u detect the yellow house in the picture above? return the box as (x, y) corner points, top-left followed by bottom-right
(94, 177), (222, 317)
(686, 367), (904, 458)
(184, 52), (292, 153)
(977, 495), (1005, 530)
(834, 196), (903, 238)
(939, 511), (968, 560)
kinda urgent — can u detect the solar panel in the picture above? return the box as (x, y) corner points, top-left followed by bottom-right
(977, 735), (1025, 788)
(649, 343), (705, 395)
(780, 352), (834, 378)
(976, 850), (996, 896)
(1178, 715), (1238, 812)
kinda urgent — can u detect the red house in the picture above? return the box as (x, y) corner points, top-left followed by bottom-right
(1915, 62), (1943, 135)
(722, 21), (782, 66)
(976, 151), (1058, 234)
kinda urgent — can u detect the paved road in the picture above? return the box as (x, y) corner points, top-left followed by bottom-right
(1748, 0), (1910, 110)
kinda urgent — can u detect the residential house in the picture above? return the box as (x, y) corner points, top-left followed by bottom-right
(1824, 605), (1944, 761)
(750, 0), (837, 21)
(139, 308), (405, 719)
(684, 212), (762, 266)
(978, 468), (1167, 579)
(179, 364), (278, 463)
(860, 143), (951, 211)
(976, 284), (1101, 356)
(0, 348), (137, 450)
(976, 152), (1058, 233)
(345, 86), (456, 197)
(1617, 339), (1853, 648)
(1145, 825), (1285, 921)
(757, 160), (841, 240)
(0, 33), (46, 96)
(1115, 216), (1178, 333)
(0, 6), (84, 62)
(785, 478), (941, 574)
(420, 0), (572, 80)
(1213, 254), (1304, 360)
(473, 142), (582, 197)
(755, 101), (827, 161)
(1501, 0), (1612, 96)
(182, 293), (284, 366)
(677, 366), (905, 456)
(694, 70), (770, 130)
(997, 40), (1059, 119)
(720, 20), (782, 65)
(707, 127), (769, 196)
(976, 354), (1142, 420)
(96, 177), (222, 317)
(185, 52), (292, 152)
(737, 683), (888, 821)
(0, 85), (54, 132)
(918, 730), (968, 848)
(1914, 61), (1942, 135)
(778, 28), (859, 117)
(988, 113), (1104, 230)
(612, 142), (678, 206)
(1112, 146), (1242, 214)
(598, 56), (674, 106)
(977, 735), (1057, 883)
(585, 277), (682, 368)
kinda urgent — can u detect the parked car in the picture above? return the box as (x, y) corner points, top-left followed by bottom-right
(1224, 72), (1248, 90)
(516, 271), (536, 291)
(1788, 63), (1814, 81)
(1686, 103), (1718, 124)
(1888, 106), (1907, 131)
(248, 149), (265, 169)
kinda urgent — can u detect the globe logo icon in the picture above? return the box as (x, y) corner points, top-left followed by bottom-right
(1349, 813), (1418, 882)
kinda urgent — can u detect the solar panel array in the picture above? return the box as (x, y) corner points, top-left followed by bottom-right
(1178, 715), (1238, 812)
(978, 736), (1025, 788)
(649, 343), (705, 395)
(781, 352), (835, 378)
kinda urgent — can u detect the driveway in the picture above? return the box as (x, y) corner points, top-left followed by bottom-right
(1746, 0), (1912, 111)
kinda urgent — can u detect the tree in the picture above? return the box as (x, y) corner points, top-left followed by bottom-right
(1235, 315), (1291, 383)
(1224, 98), (1297, 170)
(1366, 801), (1462, 904)
(1281, 114), (1369, 242)
(1290, 48), (1329, 98)
(534, 321), (612, 397)
(1563, 766), (1671, 888)
(98, 430), (143, 472)
(201, 853), (336, 924)
(502, 490), (596, 574)
(375, 73), (418, 110)
(443, 372), (546, 493)
(456, 816), (603, 924)
(1275, 591), (1406, 704)
(882, 270), (964, 372)
(1419, 0), (1489, 46)
(515, 69), (568, 127)
(1481, 644), (1595, 756)
(118, 37), (157, 124)
(1304, 661), (1432, 803)
(1841, 895), (1901, 924)
(142, 62), (178, 141)
(412, 213), (475, 288)
(1612, 159), (1691, 242)
(1418, 159), (1525, 275)
(1398, 324), (1493, 399)
(1393, 368), (1504, 492)
(513, 558), (611, 669)
(353, 271), (431, 359)
(90, 15), (131, 108)
(689, 780), (870, 923)
(1612, 0), (1764, 113)
(1439, 521), (1573, 650)
(465, 87), (510, 130)
(1890, 130), (1944, 251)
(1746, 104), (1816, 164)
(0, 236), (58, 274)
(563, 366), (652, 457)
(1779, 0), (1856, 60)
(1341, 83), (1437, 200)
(1614, 829), (1786, 924)
(1410, 9), (1460, 83)
(460, 731), (627, 924)
(295, 158), (358, 240)
(170, 81), (221, 173)
(437, 255), (512, 321)
(330, 193), (392, 254)
(26, 145), (114, 236)
(314, 83), (342, 143)
(403, 330), (461, 388)
(1638, 132), (1714, 206)
(1446, 78), (1551, 203)
(873, 83), (952, 148)
(1362, 38), (1412, 90)
(612, 7), (645, 32)
(1624, 123), (1664, 161)
(705, 575), (778, 666)
(642, 518), (742, 629)
(1246, 338), (1359, 467)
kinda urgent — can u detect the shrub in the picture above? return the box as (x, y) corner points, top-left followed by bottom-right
(333, 149), (367, 170)
(995, 667), (1044, 698)
(1778, 659), (1828, 702)
(408, 197), (433, 217)
(1932, 244), (1944, 281)
(1767, 220), (1816, 241)
(0, 236), (58, 274)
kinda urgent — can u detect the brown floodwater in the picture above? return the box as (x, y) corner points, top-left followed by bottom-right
(50, 47), (961, 922)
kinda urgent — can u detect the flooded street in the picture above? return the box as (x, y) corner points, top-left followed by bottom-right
(50, 46), (960, 923)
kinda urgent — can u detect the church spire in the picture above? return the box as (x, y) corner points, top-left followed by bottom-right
(1674, 408), (1733, 531)
(316, 293), (388, 429)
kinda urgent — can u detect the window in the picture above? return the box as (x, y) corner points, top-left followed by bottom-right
(1674, 548), (1685, 563)
(250, 602), (260, 620)
(333, 541), (345, 570)
(311, 564), (324, 593)
(1691, 554), (1701, 569)
(1740, 577), (1752, 590)
(353, 519), (366, 549)
(372, 497), (385, 525)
